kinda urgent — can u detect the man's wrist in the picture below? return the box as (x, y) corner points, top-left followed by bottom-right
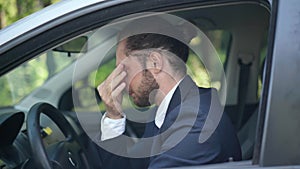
(106, 112), (124, 119)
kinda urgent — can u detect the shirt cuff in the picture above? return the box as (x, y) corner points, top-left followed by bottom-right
(100, 112), (126, 141)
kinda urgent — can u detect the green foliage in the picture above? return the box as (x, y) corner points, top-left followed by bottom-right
(186, 52), (211, 88)
(0, 50), (77, 107)
(0, 76), (13, 106)
(93, 59), (116, 86)
(0, 1), (63, 107)
(0, 54), (49, 106)
(0, 0), (17, 26)
(0, 0), (59, 28)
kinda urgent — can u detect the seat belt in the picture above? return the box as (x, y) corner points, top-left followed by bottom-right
(236, 54), (253, 130)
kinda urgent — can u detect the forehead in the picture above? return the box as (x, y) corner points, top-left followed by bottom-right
(117, 40), (127, 55)
(116, 40), (143, 67)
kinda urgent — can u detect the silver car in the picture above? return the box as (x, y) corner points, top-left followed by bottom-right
(0, 0), (299, 168)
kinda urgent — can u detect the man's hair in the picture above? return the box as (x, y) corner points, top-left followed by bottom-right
(124, 33), (188, 75)
(125, 33), (189, 62)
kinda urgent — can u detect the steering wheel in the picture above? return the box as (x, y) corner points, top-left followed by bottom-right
(26, 102), (92, 169)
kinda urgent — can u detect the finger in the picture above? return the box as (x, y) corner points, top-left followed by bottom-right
(111, 71), (127, 90)
(111, 82), (126, 99)
(97, 83), (102, 92)
(96, 84), (103, 97)
(112, 82), (126, 113)
(109, 64), (124, 79)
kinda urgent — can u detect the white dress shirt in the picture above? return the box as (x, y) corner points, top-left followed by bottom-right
(101, 78), (183, 141)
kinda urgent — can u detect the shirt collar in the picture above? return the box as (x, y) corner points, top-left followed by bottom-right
(155, 77), (184, 128)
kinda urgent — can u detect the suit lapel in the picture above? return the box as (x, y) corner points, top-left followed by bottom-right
(160, 76), (198, 132)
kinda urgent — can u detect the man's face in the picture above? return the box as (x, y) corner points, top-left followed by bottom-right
(116, 40), (159, 107)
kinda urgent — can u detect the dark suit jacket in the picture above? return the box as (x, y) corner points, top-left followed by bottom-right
(96, 76), (241, 169)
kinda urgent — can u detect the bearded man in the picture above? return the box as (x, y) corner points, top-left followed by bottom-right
(97, 17), (241, 169)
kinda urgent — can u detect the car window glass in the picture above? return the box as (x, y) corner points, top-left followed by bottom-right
(258, 37), (268, 98)
(188, 30), (230, 90)
(0, 50), (79, 107)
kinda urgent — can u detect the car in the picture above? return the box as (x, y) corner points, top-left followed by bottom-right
(0, 0), (299, 168)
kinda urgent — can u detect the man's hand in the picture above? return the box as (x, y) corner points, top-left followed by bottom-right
(97, 64), (127, 119)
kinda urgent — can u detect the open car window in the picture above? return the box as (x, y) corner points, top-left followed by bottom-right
(0, 44), (81, 108)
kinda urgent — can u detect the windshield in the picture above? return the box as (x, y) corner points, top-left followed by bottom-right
(0, 50), (79, 107)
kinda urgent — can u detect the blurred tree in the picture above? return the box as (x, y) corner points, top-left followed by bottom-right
(0, 0), (16, 28)
(0, 0), (60, 107)
(39, 0), (52, 7)
(0, 0), (59, 29)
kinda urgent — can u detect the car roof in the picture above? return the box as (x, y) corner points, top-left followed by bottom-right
(0, 0), (128, 50)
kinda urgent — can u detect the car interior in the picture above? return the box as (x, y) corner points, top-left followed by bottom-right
(0, 1), (270, 168)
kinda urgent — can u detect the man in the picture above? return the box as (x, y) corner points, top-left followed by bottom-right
(97, 16), (241, 168)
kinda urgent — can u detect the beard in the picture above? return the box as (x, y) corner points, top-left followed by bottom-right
(129, 69), (159, 107)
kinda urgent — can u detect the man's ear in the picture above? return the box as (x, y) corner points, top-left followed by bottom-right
(148, 51), (163, 74)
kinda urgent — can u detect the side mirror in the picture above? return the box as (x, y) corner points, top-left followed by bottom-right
(53, 36), (88, 56)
